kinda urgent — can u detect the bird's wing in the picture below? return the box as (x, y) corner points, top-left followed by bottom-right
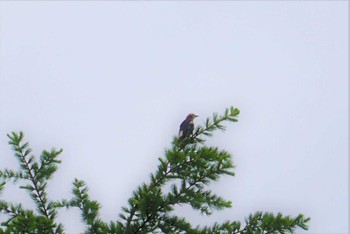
(179, 130), (184, 138)
(179, 119), (189, 139)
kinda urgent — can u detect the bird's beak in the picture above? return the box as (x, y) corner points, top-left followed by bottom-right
(194, 115), (199, 118)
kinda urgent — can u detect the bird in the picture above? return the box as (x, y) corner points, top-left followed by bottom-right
(179, 113), (198, 141)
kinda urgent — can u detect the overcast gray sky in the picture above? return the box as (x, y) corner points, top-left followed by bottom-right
(0, 1), (348, 234)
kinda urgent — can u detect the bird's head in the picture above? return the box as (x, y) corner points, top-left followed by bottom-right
(187, 113), (199, 121)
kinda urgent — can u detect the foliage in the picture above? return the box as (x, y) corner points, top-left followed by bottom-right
(0, 132), (63, 233)
(0, 106), (310, 233)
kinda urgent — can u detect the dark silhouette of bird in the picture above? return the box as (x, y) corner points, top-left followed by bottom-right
(179, 113), (198, 141)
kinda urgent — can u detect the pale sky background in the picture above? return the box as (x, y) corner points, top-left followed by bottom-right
(0, 1), (348, 234)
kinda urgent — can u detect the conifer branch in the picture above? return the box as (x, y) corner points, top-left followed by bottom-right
(52, 179), (109, 234)
(192, 106), (240, 142)
(0, 106), (310, 233)
(120, 106), (239, 233)
(1, 132), (63, 233)
(0, 201), (26, 225)
(199, 211), (310, 233)
(229, 212), (310, 234)
(0, 169), (29, 182)
(7, 132), (51, 218)
(0, 201), (21, 217)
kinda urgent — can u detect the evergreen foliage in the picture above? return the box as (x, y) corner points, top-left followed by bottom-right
(0, 106), (310, 233)
(0, 132), (63, 233)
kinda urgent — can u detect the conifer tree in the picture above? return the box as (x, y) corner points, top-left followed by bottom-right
(0, 106), (310, 233)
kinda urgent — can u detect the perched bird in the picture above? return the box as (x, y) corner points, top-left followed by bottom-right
(179, 113), (198, 141)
